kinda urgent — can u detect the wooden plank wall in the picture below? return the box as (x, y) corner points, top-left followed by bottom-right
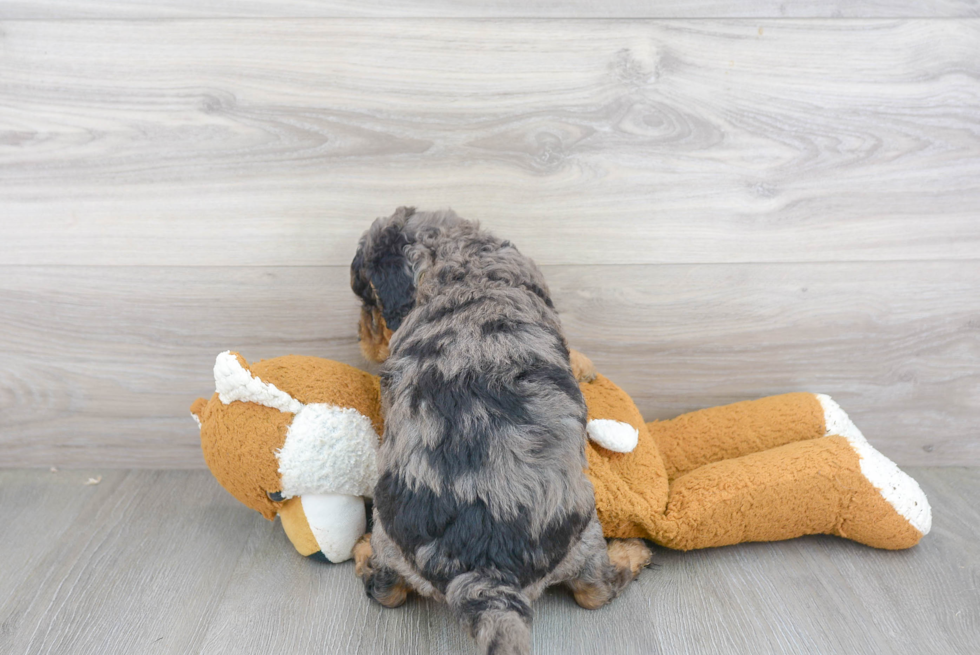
(2, 1), (978, 19)
(0, 5), (977, 468)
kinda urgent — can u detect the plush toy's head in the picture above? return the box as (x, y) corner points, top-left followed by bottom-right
(191, 390), (290, 520)
(191, 352), (384, 562)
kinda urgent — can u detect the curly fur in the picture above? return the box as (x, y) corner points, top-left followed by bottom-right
(350, 208), (650, 655)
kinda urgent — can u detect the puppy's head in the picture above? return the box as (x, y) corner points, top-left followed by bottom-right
(351, 207), (419, 362)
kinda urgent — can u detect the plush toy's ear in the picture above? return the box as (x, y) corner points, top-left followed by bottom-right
(213, 350), (303, 414)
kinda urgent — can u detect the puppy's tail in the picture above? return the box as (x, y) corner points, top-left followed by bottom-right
(446, 570), (532, 655)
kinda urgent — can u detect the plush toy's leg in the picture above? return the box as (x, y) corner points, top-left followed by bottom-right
(278, 494), (366, 563)
(648, 392), (829, 480)
(655, 429), (930, 550)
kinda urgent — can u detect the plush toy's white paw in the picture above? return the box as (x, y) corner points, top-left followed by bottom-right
(301, 494), (367, 564)
(817, 394), (932, 535)
(587, 419), (639, 453)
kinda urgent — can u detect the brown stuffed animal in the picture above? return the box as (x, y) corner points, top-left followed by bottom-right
(192, 352), (930, 562)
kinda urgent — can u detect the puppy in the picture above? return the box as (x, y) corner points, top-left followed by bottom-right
(350, 207), (650, 655)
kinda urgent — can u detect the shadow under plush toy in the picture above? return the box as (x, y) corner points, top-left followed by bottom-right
(191, 351), (931, 563)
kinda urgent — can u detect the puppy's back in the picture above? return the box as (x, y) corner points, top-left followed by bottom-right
(364, 212), (598, 654)
(378, 282), (595, 587)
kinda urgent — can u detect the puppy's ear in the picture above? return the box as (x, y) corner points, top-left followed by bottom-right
(370, 249), (415, 331)
(350, 239), (372, 305)
(368, 215), (418, 331)
(352, 207), (419, 335)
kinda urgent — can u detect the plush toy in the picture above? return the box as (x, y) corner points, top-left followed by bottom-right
(191, 352), (931, 563)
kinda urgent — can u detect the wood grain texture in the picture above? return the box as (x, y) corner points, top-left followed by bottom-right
(0, 468), (977, 654)
(0, 265), (369, 468)
(1, 0), (978, 19)
(1, 262), (977, 468)
(0, 470), (267, 654)
(0, 470), (130, 612)
(1, 20), (978, 266)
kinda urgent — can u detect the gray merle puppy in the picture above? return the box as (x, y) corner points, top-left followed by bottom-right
(350, 207), (650, 655)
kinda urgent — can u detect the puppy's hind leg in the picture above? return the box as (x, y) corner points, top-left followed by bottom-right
(353, 532), (412, 608)
(566, 522), (652, 610)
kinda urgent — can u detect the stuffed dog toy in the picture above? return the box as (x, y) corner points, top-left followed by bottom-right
(192, 352), (930, 563)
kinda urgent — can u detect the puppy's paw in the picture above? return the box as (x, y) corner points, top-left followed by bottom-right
(569, 349), (597, 383)
(569, 578), (614, 610)
(366, 567), (412, 608)
(607, 538), (653, 577)
(353, 533), (373, 579)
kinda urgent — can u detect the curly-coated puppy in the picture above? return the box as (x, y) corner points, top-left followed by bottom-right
(350, 207), (651, 655)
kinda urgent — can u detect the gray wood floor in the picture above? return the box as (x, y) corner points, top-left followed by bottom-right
(0, 467), (977, 655)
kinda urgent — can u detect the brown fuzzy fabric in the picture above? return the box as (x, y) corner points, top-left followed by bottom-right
(580, 380), (923, 549)
(193, 355), (382, 520)
(656, 436), (923, 550)
(246, 354), (383, 435)
(194, 355), (926, 551)
(580, 375), (669, 538)
(197, 396), (291, 520)
(649, 392), (826, 481)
